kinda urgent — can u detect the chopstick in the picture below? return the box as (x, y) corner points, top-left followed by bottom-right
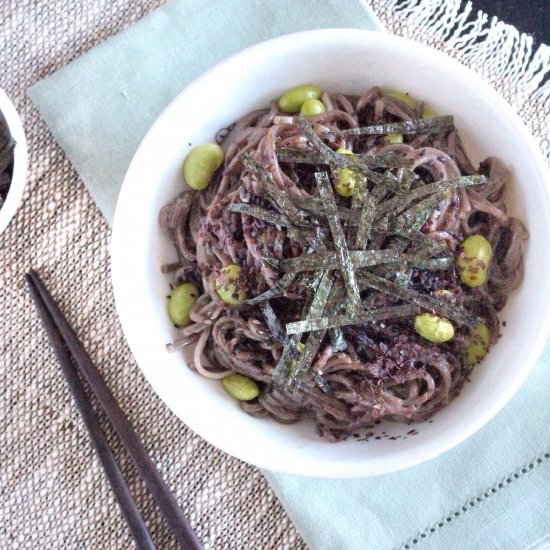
(26, 270), (202, 550)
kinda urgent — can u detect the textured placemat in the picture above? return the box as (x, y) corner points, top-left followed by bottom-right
(0, 1), (305, 549)
(1, 1), (549, 550)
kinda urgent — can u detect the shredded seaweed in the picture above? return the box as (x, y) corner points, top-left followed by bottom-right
(392, 191), (450, 233)
(277, 147), (413, 169)
(378, 175), (487, 216)
(315, 172), (363, 314)
(332, 116), (454, 136)
(228, 203), (293, 228)
(355, 192), (377, 249)
(286, 304), (421, 334)
(415, 256), (453, 271)
(243, 273), (297, 304)
(273, 271), (334, 388)
(240, 154), (307, 226)
(298, 117), (404, 194)
(357, 272), (479, 327)
(279, 249), (402, 273)
(259, 301), (288, 344)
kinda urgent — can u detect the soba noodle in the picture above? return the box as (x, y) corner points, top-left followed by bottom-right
(160, 86), (526, 441)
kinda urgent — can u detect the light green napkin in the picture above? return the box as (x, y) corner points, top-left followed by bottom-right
(29, 1), (550, 549)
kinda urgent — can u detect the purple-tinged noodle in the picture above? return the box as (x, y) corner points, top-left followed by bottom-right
(160, 87), (525, 441)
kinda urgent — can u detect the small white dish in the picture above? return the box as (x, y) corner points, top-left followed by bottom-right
(0, 88), (27, 236)
(112, 29), (550, 478)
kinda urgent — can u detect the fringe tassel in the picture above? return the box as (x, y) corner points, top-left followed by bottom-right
(369, 0), (550, 160)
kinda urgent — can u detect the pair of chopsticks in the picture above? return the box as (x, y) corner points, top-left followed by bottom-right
(26, 270), (202, 550)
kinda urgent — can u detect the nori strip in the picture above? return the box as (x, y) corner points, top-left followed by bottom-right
(286, 304), (421, 334)
(228, 203), (294, 228)
(284, 271), (337, 392)
(415, 256), (453, 271)
(279, 249), (402, 273)
(392, 191), (450, 233)
(377, 175), (487, 216)
(277, 147), (413, 169)
(243, 273), (297, 304)
(259, 301), (288, 344)
(315, 172), (363, 314)
(271, 334), (302, 387)
(357, 272), (479, 327)
(332, 116), (454, 136)
(272, 271), (334, 388)
(240, 154), (307, 226)
(355, 192), (377, 249)
(299, 116), (404, 194)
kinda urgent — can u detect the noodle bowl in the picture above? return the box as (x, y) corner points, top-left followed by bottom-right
(112, 30), (550, 476)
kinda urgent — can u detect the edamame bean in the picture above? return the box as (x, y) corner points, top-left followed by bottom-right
(278, 84), (322, 113)
(414, 313), (454, 343)
(183, 143), (224, 190)
(222, 373), (260, 401)
(216, 264), (246, 305)
(383, 133), (403, 144)
(167, 283), (199, 326)
(335, 147), (359, 197)
(465, 321), (490, 366)
(456, 235), (492, 287)
(300, 98), (326, 116)
(385, 90), (435, 118)
(433, 289), (455, 302)
(422, 105), (436, 119)
(384, 90), (417, 109)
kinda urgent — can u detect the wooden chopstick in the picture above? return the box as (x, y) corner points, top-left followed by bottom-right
(26, 271), (202, 550)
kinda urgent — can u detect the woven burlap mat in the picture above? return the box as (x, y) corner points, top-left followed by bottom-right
(1, 1), (548, 549)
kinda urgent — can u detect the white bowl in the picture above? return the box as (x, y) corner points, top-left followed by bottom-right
(112, 29), (550, 478)
(0, 88), (27, 236)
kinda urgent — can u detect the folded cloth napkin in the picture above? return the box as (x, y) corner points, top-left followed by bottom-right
(29, 1), (550, 549)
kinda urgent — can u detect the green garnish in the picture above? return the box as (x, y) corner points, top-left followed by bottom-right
(331, 116), (454, 136)
(272, 271), (334, 389)
(356, 272), (479, 327)
(279, 249), (402, 273)
(377, 175), (487, 216)
(277, 147), (414, 169)
(298, 116), (404, 194)
(228, 203), (294, 228)
(315, 172), (363, 314)
(259, 301), (288, 344)
(286, 304), (421, 334)
(240, 154), (307, 226)
(243, 273), (297, 305)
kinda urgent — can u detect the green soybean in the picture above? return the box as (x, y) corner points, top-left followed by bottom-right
(383, 133), (404, 144)
(168, 283), (199, 326)
(456, 235), (492, 287)
(335, 148), (359, 197)
(183, 143), (224, 190)
(216, 264), (246, 305)
(385, 90), (417, 109)
(422, 105), (436, 119)
(465, 321), (490, 366)
(278, 84), (322, 113)
(414, 312), (454, 343)
(300, 98), (326, 116)
(222, 374), (260, 401)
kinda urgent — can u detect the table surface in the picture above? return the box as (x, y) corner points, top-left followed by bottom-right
(0, 1), (548, 549)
